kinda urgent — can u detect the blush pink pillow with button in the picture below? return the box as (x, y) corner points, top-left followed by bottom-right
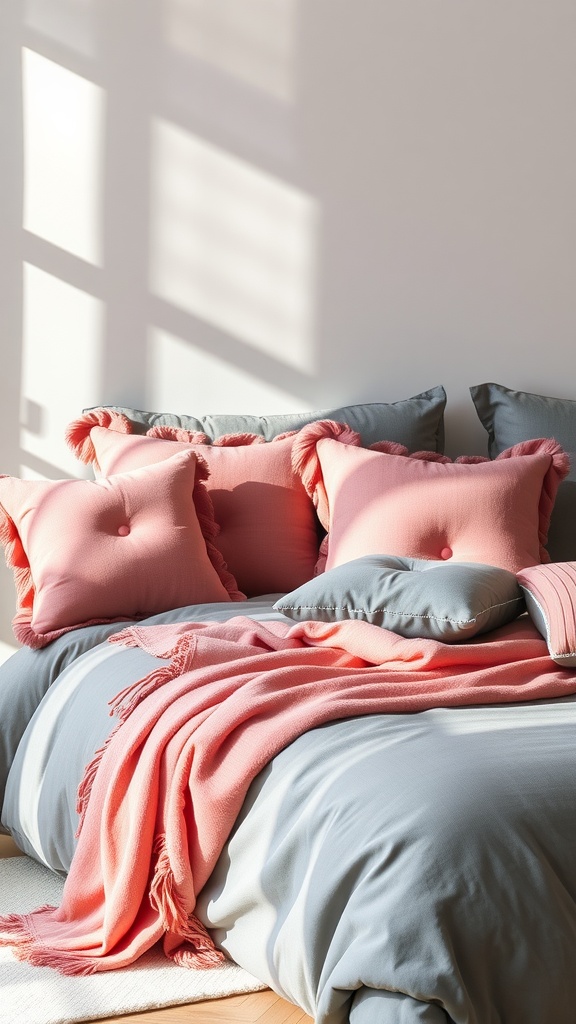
(292, 420), (569, 575)
(0, 449), (243, 649)
(66, 414), (320, 597)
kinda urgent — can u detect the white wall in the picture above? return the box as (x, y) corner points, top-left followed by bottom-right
(1, 0), (576, 650)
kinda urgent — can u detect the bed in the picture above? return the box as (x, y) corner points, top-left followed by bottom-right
(1, 382), (576, 1024)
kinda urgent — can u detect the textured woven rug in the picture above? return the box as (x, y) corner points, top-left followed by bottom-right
(0, 856), (266, 1024)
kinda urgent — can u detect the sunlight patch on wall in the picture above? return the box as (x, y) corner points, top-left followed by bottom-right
(22, 48), (104, 265)
(147, 328), (311, 415)
(24, 0), (98, 59)
(150, 120), (318, 375)
(163, 0), (298, 103)
(20, 263), (103, 478)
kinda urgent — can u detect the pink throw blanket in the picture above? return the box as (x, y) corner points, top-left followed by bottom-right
(1, 614), (575, 975)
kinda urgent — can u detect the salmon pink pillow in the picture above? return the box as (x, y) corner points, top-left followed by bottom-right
(292, 421), (569, 575)
(66, 413), (320, 597)
(0, 450), (243, 649)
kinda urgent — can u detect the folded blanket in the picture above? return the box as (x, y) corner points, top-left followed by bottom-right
(1, 614), (574, 975)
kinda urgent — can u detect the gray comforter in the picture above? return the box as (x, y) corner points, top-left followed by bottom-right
(2, 601), (576, 1024)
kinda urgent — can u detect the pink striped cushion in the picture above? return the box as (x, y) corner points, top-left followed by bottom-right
(517, 562), (576, 667)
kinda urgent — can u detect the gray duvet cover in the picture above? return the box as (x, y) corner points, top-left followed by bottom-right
(2, 601), (576, 1024)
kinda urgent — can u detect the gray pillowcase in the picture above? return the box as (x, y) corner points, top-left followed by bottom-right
(274, 554), (525, 642)
(470, 382), (576, 562)
(89, 386), (446, 452)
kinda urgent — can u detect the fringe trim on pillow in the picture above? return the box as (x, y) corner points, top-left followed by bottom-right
(13, 622), (67, 650)
(314, 534), (329, 576)
(144, 426), (268, 446)
(190, 452), (246, 601)
(65, 409), (133, 467)
(269, 429), (296, 442)
(13, 615), (148, 652)
(368, 439), (409, 456)
(0, 497), (45, 647)
(0, 501), (34, 617)
(494, 438), (570, 560)
(406, 449), (453, 463)
(146, 425), (211, 443)
(213, 430), (299, 446)
(291, 420), (361, 528)
(212, 432), (266, 446)
(369, 440), (454, 463)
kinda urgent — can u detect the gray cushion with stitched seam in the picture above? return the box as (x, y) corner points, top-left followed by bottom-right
(274, 554), (525, 642)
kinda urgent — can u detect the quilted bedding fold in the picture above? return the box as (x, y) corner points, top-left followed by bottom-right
(1, 612), (575, 982)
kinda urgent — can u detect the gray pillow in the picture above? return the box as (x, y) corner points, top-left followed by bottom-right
(90, 386), (446, 452)
(274, 554), (525, 642)
(470, 382), (576, 562)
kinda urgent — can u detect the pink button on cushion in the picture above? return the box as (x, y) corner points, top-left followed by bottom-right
(82, 426), (320, 597)
(292, 422), (569, 575)
(0, 449), (240, 649)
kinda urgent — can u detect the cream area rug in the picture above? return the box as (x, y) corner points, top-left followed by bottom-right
(0, 855), (266, 1024)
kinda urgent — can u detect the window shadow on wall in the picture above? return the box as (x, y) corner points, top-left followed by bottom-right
(0, 0), (324, 648)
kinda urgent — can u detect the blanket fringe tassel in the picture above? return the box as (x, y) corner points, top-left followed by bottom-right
(75, 730), (122, 836)
(107, 632), (198, 723)
(0, 907), (98, 976)
(150, 835), (226, 969)
(75, 634), (198, 836)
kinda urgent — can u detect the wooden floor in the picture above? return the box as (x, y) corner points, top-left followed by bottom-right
(99, 989), (311, 1024)
(0, 835), (313, 1024)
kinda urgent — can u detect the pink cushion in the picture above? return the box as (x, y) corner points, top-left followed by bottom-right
(293, 421), (569, 575)
(0, 450), (242, 649)
(66, 416), (320, 597)
(517, 562), (576, 666)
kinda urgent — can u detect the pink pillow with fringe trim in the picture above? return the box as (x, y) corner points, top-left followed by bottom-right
(517, 562), (576, 666)
(0, 450), (243, 649)
(292, 420), (569, 576)
(66, 412), (320, 597)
